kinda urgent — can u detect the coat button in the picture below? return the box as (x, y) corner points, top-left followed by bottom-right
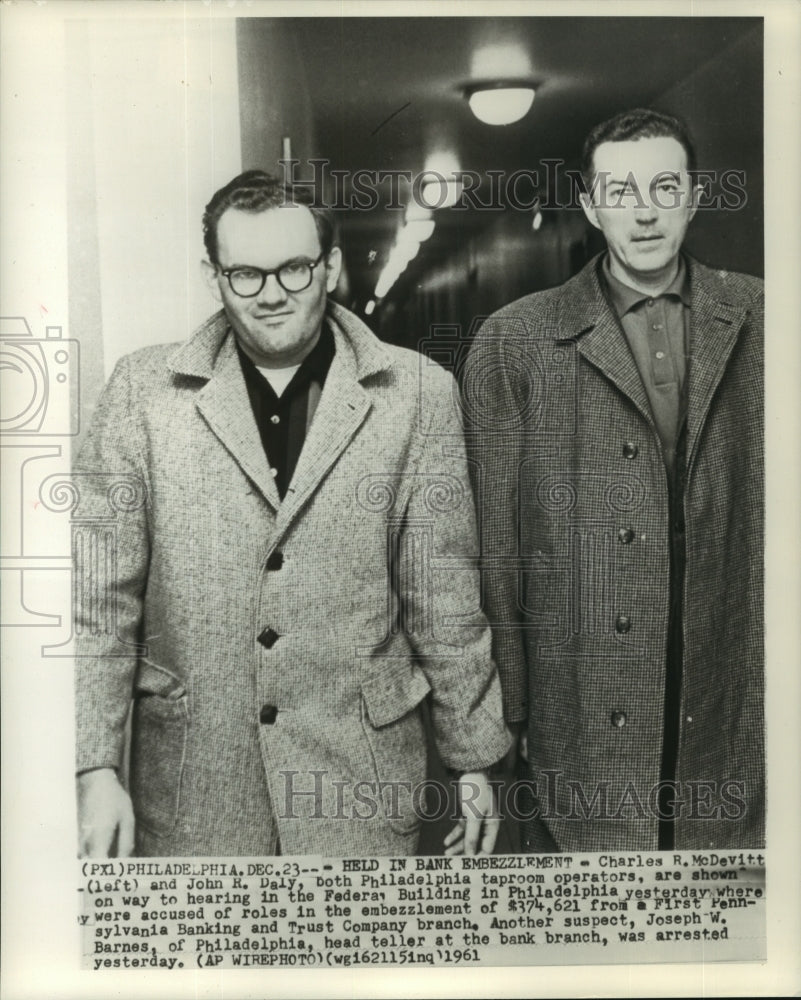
(259, 704), (278, 725)
(622, 441), (639, 459)
(615, 614), (631, 634)
(610, 710), (627, 728)
(258, 627), (280, 648)
(266, 551), (284, 571)
(618, 528), (635, 544)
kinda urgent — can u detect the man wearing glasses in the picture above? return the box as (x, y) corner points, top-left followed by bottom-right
(75, 170), (511, 858)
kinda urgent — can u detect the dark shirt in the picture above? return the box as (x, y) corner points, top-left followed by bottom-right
(602, 254), (690, 472)
(236, 324), (336, 499)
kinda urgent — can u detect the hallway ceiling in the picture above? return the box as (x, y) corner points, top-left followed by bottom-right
(284, 16), (759, 307)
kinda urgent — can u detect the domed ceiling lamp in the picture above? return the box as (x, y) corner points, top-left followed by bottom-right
(465, 81), (537, 126)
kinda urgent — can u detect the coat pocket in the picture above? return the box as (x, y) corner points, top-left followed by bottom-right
(359, 668), (431, 835)
(129, 663), (188, 839)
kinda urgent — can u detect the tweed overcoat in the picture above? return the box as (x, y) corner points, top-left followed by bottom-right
(74, 302), (511, 856)
(465, 254), (764, 852)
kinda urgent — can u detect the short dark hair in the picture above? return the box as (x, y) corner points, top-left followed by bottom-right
(202, 169), (337, 265)
(580, 108), (697, 192)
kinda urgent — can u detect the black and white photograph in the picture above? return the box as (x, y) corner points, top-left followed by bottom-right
(1, 1), (799, 997)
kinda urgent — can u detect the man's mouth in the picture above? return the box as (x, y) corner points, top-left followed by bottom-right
(632, 234), (664, 243)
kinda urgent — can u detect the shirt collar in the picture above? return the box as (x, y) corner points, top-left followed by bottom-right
(601, 253), (690, 318)
(236, 321), (336, 394)
(296, 321), (336, 385)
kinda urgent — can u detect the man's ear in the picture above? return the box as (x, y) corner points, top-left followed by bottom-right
(687, 183), (703, 224)
(579, 191), (602, 231)
(201, 259), (222, 302)
(324, 246), (343, 294)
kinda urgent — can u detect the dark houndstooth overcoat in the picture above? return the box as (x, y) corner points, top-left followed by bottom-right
(73, 302), (511, 856)
(465, 254), (764, 851)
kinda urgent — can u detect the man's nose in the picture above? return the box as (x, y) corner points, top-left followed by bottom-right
(634, 196), (659, 223)
(256, 272), (288, 305)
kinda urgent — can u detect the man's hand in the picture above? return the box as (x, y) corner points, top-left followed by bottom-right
(77, 768), (135, 857)
(443, 770), (501, 856)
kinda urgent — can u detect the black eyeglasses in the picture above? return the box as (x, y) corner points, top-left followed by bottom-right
(219, 252), (326, 297)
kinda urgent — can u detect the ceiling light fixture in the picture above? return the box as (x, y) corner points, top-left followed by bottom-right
(373, 215), (437, 302)
(465, 81), (537, 126)
(420, 179), (463, 210)
(405, 201), (432, 223)
(403, 218), (436, 242)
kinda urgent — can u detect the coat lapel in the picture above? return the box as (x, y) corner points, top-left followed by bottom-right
(168, 312), (281, 510)
(167, 304), (394, 524)
(275, 303), (391, 533)
(556, 260), (654, 427)
(685, 261), (749, 471)
(275, 355), (371, 533)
